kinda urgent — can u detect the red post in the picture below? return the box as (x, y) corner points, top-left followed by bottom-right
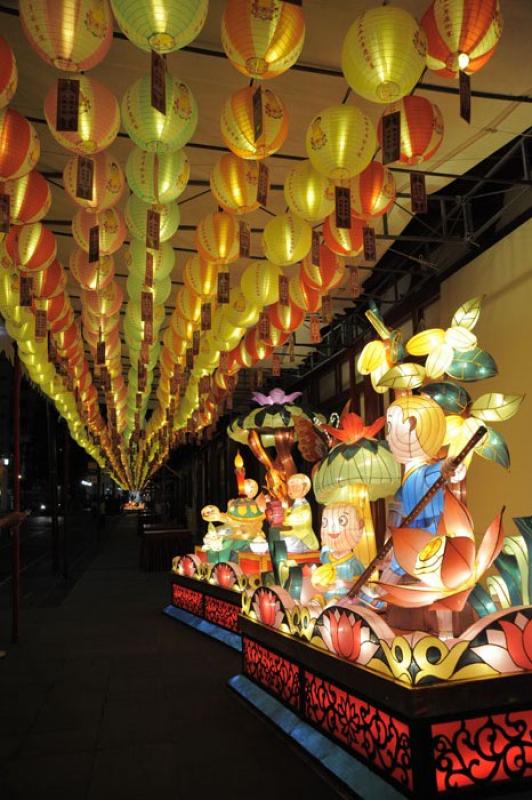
(12, 346), (21, 643)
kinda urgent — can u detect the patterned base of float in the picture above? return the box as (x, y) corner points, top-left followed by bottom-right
(166, 574), (243, 649)
(240, 616), (532, 798)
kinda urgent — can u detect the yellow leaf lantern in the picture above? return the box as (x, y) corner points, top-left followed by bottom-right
(6, 223), (56, 272)
(72, 208), (126, 255)
(126, 147), (189, 204)
(125, 240), (175, 282)
(221, 0), (305, 80)
(44, 75), (120, 155)
(195, 211), (240, 265)
(283, 160), (335, 223)
(122, 74), (198, 153)
(19, 0), (113, 71)
(349, 161), (396, 220)
(0, 109), (40, 180)
(70, 247), (115, 291)
(262, 212), (312, 266)
(220, 85), (288, 160)
(323, 212), (364, 257)
(241, 260), (281, 307)
(63, 152), (124, 213)
(421, 0), (503, 79)
(1, 171), (51, 224)
(210, 153), (264, 215)
(125, 195), (180, 243)
(305, 105), (376, 181)
(378, 97), (444, 166)
(183, 254), (218, 299)
(110, 0), (208, 53)
(0, 35), (17, 110)
(342, 6), (427, 104)
(175, 286), (201, 323)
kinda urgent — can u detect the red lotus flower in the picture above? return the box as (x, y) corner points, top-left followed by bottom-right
(253, 588), (284, 628)
(499, 615), (532, 670)
(322, 411), (385, 445)
(181, 556), (196, 578)
(213, 563), (235, 589)
(320, 609), (363, 661)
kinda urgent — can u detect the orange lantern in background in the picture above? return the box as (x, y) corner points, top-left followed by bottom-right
(323, 212), (364, 257)
(70, 248), (115, 291)
(221, 0), (305, 80)
(301, 243), (344, 292)
(44, 75), (120, 155)
(378, 97), (444, 166)
(210, 153), (264, 215)
(42, 291), (69, 324)
(349, 161), (396, 220)
(421, 0), (503, 79)
(220, 85), (288, 160)
(83, 280), (124, 316)
(183, 254), (218, 298)
(175, 286), (201, 323)
(63, 151), (124, 213)
(289, 272), (321, 313)
(267, 300), (304, 333)
(19, 0), (113, 72)
(32, 259), (66, 298)
(195, 212), (240, 265)
(0, 35), (17, 109)
(1, 171), (51, 224)
(72, 208), (126, 255)
(0, 109), (40, 180)
(7, 223), (57, 272)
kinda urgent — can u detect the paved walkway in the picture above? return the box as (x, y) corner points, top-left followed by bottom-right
(0, 515), (342, 800)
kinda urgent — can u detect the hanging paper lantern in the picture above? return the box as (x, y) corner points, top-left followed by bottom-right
(33, 259), (66, 299)
(378, 97), (444, 166)
(220, 86), (288, 160)
(125, 195), (180, 243)
(44, 76), (120, 155)
(210, 154), (264, 215)
(301, 243), (344, 292)
(342, 7), (427, 104)
(305, 105), (376, 181)
(0, 35), (17, 110)
(175, 286), (201, 323)
(6, 223), (56, 272)
(223, 287), (259, 329)
(110, 0), (208, 53)
(349, 161), (396, 220)
(42, 292), (69, 324)
(125, 240), (175, 282)
(19, 0), (113, 71)
(1, 171), (51, 224)
(127, 274), (171, 306)
(126, 147), (189, 204)
(221, 0), (305, 80)
(323, 212), (364, 257)
(122, 74), (197, 153)
(183, 254), (218, 298)
(284, 160), (334, 223)
(267, 300), (304, 333)
(195, 212), (240, 265)
(70, 247), (115, 291)
(72, 207), (127, 255)
(63, 151), (124, 213)
(262, 212), (312, 266)
(83, 280), (124, 317)
(0, 109), (40, 180)
(289, 272), (321, 312)
(241, 260), (281, 307)
(421, 0), (503, 79)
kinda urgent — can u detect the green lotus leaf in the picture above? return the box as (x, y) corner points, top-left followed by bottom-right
(447, 347), (498, 382)
(474, 425), (510, 469)
(470, 393), (524, 422)
(421, 381), (471, 414)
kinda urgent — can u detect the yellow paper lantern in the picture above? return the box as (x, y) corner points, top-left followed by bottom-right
(126, 147), (189, 205)
(195, 212), (240, 265)
(44, 75), (120, 155)
(342, 7), (427, 104)
(125, 240), (175, 282)
(125, 195), (180, 243)
(306, 105), (376, 180)
(183, 254), (218, 298)
(63, 151), (124, 213)
(221, 0), (305, 80)
(210, 153), (265, 215)
(175, 286), (201, 323)
(0, 35), (17, 110)
(20, 0), (113, 71)
(262, 212), (311, 266)
(220, 85), (288, 160)
(122, 73), (198, 153)
(110, 0), (208, 53)
(284, 160), (334, 223)
(241, 260), (281, 306)
(223, 287), (260, 328)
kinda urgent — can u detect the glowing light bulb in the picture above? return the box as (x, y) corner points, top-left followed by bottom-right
(458, 52), (470, 70)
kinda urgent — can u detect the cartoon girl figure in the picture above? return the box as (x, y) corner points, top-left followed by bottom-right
(263, 89), (283, 120)
(175, 84), (192, 120)
(309, 116), (327, 150)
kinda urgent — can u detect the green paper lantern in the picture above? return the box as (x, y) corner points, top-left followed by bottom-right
(126, 147), (190, 204)
(125, 240), (175, 282)
(125, 195), (180, 243)
(111, 0), (208, 54)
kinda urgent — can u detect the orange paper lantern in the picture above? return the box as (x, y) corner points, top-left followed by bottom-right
(70, 247), (115, 291)
(323, 213), (364, 258)
(0, 35), (17, 109)
(183, 254), (218, 298)
(220, 86), (288, 160)
(63, 151), (124, 212)
(210, 153), (264, 215)
(301, 243), (344, 292)
(289, 272), (321, 313)
(32, 259), (66, 298)
(72, 208), (126, 255)
(6, 223), (56, 272)
(378, 97), (444, 166)
(349, 161), (396, 220)
(267, 300), (304, 333)
(195, 212), (240, 265)
(0, 109), (40, 180)
(83, 280), (124, 316)
(1, 171), (51, 224)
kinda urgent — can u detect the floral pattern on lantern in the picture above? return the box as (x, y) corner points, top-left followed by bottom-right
(0, 109), (40, 180)
(19, 0), (113, 72)
(378, 97), (444, 166)
(110, 0), (208, 53)
(210, 153), (264, 215)
(122, 73), (198, 153)
(262, 212), (312, 266)
(125, 195), (180, 243)
(72, 207), (126, 255)
(221, 0), (305, 80)
(323, 212), (364, 257)
(306, 105), (376, 180)
(63, 151), (124, 213)
(220, 85), (288, 160)
(44, 75), (120, 155)
(349, 161), (396, 220)
(1, 171), (51, 224)
(126, 147), (189, 204)
(195, 212), (240, 265)
(0, 35), (17, 110)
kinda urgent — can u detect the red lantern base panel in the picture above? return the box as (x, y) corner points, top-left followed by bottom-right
(169, 574), (242, 635)
(239, 616), (532, 798)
